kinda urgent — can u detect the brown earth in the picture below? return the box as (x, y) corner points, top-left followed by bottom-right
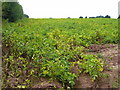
(74, 44), (119, 88)
(31, 77), (62, 88)
(31, 44), (119, 88)
(3, 44), (119, 88)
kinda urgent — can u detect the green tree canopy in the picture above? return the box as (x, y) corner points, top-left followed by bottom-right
(104, 15), (111, 18)
(2, 2), (24, 22)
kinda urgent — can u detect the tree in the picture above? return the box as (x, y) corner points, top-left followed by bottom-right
(85, 16), (87, 18)
(2, 2), (24, 22)
(24, 14), (29, 18)
(105, 15), (111, 18)
(89, 17), (95, 18)
(79, 16), (83, 18)
(96, 15), (104, 18)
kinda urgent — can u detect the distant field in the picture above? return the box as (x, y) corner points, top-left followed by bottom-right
(2, 18), (118, 88)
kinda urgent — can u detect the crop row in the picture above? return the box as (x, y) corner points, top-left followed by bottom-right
(2, 18), (118, 88)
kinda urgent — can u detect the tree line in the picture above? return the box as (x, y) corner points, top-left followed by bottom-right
(68, 15), (120, 19)
(2, 1), (29, 22)
(79, 15), (111, 18)
(2, 2), (120, 21)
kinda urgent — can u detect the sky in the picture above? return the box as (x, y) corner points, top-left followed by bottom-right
(18, 0), (120, 18)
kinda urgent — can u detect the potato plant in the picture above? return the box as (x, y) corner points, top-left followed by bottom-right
(2, 18), (118, 88)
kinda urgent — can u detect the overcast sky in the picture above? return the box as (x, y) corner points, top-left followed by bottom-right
(18, 0), (119, 18)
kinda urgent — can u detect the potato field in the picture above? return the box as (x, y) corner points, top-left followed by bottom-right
(2, 18), (119, 88)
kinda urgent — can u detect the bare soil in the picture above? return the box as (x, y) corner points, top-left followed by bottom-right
(31, 44), (119, 88)
(3, 44), (119, 88)
(74, 44), (119, 88)
(31, 77), (62, 88)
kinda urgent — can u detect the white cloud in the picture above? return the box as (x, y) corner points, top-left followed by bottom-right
(18, 0), (119, 18)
